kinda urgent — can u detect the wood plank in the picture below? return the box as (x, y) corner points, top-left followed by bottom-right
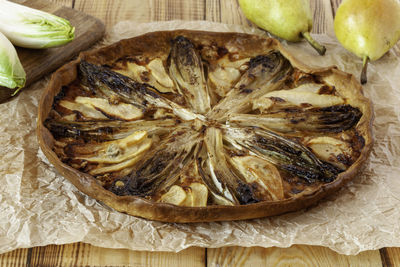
(0, 247), (29, 267)
(74, 0), (252, 28)
(47, 0), (73, 7)
(381, 247), (400, 267)
(217, 0), (252, 26)
(22, 0), (74, 7)
(73, 0), (337, 34)
(330, 0), (341, 15)
(149, 0), (205, 21)
(207, 245), (383, 267)
(75, 0), (208, 27)
(0, 243), (206, 267)
(310, 0), (334, 35)
(30, 243), (205, 267)
(74, 0), (153, 28)
(14, 0), (72, 6)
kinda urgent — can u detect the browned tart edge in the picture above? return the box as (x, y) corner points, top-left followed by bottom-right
(37, 30), (374, 223)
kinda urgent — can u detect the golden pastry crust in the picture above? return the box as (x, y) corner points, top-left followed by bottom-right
(37, 30), (373, 222)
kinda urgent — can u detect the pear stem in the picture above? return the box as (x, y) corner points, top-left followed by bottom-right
(360, 56), (369, 84)
(302, 32), (326, 56)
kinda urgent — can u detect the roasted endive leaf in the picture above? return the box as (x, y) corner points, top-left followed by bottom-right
(224, 127), (342, 183)
(201, 127), (259, 205)
(79, 60), (204, 122)
(45, 118), (179, 141)
(212, 51), (292, 121)
(168, 36), (211, 114)
(79, 60), (169, 111)
(229, 105), (362, 134)
(110, 129), (199, 197)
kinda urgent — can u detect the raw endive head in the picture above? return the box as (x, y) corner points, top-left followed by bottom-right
(0, 0), (75, 49)
(0, 31), (26, 93)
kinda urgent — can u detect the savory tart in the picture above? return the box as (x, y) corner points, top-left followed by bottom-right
(37, 30), (373, 222)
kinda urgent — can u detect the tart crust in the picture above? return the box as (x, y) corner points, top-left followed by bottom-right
(37, 30), (373, 222)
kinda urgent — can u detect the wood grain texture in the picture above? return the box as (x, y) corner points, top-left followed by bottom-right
(73, 0), (333, 34)
(0, 243), (205, 267)
(310, 0), (334, 35)
(216, 0), (252, 26)
(0, 244), (385, 267)
(330, 0), (341, 15)
(207, 246), (383, 267)
(29, 243), (205, 267)
(0, 247), (29, 267)
(149, 0), (205, 21)
(74, 0), (152, 27)
(14, 0), (73, 7)
(0, 0), (397, 266)
(381, 247), (400, 267)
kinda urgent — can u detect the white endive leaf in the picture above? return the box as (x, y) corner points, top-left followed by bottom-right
(0, 31), (25, 91)
(0, 0), (75, 49)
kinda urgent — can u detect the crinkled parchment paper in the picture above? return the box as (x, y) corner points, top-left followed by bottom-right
(1, 21), (400, 255)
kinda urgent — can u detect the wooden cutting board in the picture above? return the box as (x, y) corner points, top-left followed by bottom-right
(0, 0), (105, 102)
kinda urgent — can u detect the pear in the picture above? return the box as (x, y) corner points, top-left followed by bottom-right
(334, 0), (400, 84)
(238, 0), (326, 55)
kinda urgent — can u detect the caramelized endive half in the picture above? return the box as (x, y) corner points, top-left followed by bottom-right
(109, 129), (200, 198)
(38, 30), (372, 222)
(228, 105), (362, 134)
(168, 36), (211, 114)
(211, 51), (293, 121)
(223, 127), (342, 183)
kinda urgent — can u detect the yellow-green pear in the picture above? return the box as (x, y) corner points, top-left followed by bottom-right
(334, 0), (400, 84)
(238, 0), (326, 55)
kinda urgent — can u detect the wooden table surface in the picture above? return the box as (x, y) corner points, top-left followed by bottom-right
(1, 0), (400, 266)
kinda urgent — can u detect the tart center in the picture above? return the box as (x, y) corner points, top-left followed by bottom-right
(44, 35), (365, 208)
